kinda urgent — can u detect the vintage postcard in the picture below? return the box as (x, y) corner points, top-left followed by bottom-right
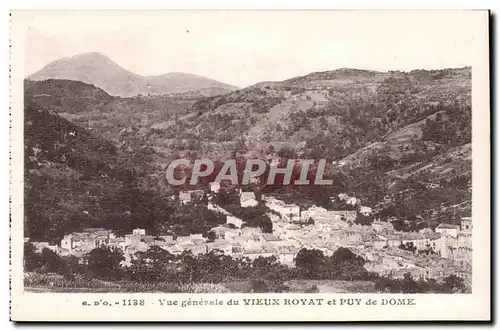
(9, 10), (490, 321)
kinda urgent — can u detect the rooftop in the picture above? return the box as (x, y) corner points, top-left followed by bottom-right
(240, 191), (256, 200)
(81, 228), (111, 233)
(262, 234), (281, 242)
(243, 248), (265, 255)
(436, 223), (460, 230)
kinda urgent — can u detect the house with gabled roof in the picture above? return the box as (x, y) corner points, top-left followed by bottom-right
(435, 223), (460, 238)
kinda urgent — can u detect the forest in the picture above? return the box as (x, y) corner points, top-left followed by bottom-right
(24, 66), (472, 240)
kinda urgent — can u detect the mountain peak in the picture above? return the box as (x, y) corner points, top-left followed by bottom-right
(28, 53), (238, 97)
(69, 52), (111, 61)
(158, 72), (204, 79)
(51, 52), (115, 66)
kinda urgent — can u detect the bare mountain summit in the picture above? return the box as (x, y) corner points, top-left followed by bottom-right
(28, 52), (238, 97)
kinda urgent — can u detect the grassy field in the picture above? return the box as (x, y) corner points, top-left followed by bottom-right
(24, 273), (376, 293)
(284, 280), (375, 293)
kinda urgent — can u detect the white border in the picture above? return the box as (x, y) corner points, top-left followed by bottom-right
(3, 3), (495, 328)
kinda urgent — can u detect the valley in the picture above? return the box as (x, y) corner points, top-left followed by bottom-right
(23, 58), (472, 294)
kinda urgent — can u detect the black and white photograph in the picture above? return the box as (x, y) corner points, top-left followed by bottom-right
(9, 9), (490, 322)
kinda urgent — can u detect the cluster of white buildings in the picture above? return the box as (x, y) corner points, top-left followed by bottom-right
(436, 217), (472, 265)
(27, 186), (472, 283)
(358, 217), (472, 283)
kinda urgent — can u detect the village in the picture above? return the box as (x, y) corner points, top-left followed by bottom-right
(27, 182), (472, 285)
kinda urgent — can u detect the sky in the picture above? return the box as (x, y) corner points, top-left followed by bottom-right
(19, 10), (487, 88)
